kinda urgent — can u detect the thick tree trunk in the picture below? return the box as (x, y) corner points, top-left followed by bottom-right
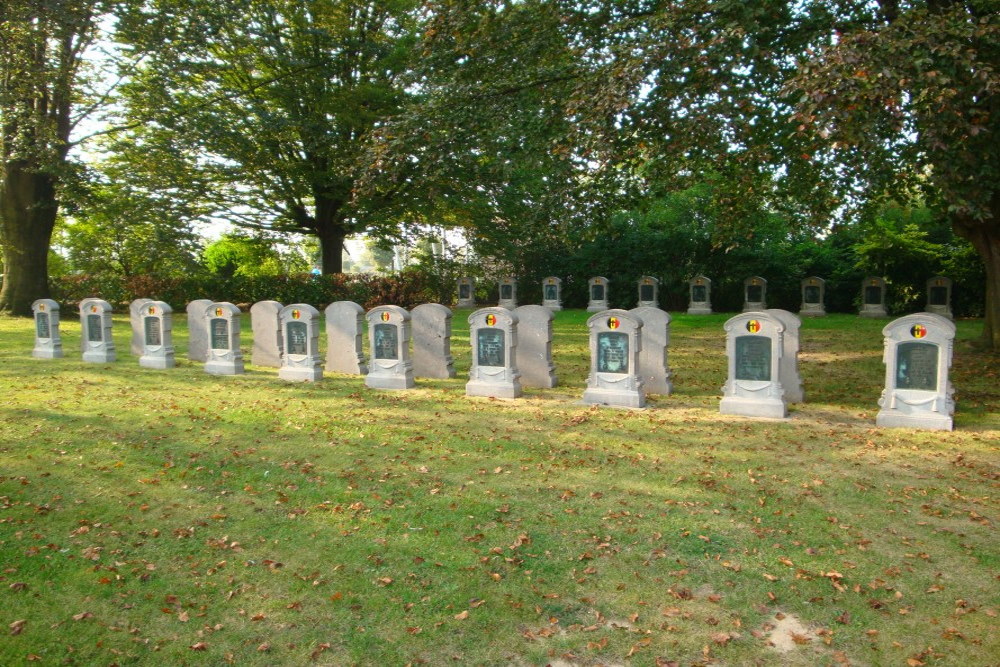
(0, 161), (58, 316)
(312, 192), (347, 274)
(954, 214), (1000, 351)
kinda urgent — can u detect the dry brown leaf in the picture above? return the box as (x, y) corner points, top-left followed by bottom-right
(72, 612), (93, 621)
(10, 620), (26, 635)
(454, 610), (469, 620)
(190, 642), (208, 651)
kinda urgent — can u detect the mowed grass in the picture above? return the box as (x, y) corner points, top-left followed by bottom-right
(0, 309), (997, 666)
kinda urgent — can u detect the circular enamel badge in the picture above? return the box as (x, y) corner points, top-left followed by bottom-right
(292, 309), (301, 320)
(381, 311), (390, 322)
(910, 324), (927, 339)
(148, 305), (156, 315)
(485, 313), (497, 326)
(90, 305), (98, 313)
(746, 319), (761, 334)
(38, 304), (45, 311)
(215, 307), (224, 317)
(607, 316), (620, 330)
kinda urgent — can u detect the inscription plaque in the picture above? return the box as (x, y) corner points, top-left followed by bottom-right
(210, 318), (229, 350)
(803, 285), (820, 304)
(864, 285), (882, 304)
(373, 323), (398, 360)
(544, 284), (557, 301)
(896, 342), (938, 391)
(35, 313), (50, 339)
(459, 284), (470, 299)
(597, 332), (628, 373)
(500, 284), (512, 300)
(477, 328), (505, 367)
(929, 286), (948, 306)
(640, 284), (654, 302)
(144, 317), (161, 346)
(734, 335), (771, 381)
(746, 285), (763, 303)
(286, 321), (307, 355)
(591, 284), (605, 301)
(691, 285), (707, 302)
(87, 314), (103, 342)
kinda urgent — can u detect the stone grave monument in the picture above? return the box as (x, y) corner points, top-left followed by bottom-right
(139, 301), (176, 369)
(31, 299), (63, 359)
(926, 276), (953, 320)
(720, 312), (787, 418)
(467, 307), (522, 398)
(859, 276), (888, 317)
(582, 310), (645, 408)
(587, 277), (610, 312)
(457, 277), (476, 308)
(766, 308), (804, 403)
(79, 298), (115, 363)
(743, 276), (767, 312)
(129, 298), (152, 355)
(412, 303), (456, 379)
(687, 275), (712, 315)
(278, 304), (322, 381)
(186, 299), (213, 362)
(514, 305), (556, 388)
(799, 277), (826, 317)
(498, 277), (518, 309)
(629, 306), (672, 395)
(365, 306), (415, 390)
(542, 276), (562, 311)
(204, 302), (245, 375)
(250, 300), (283, 368)
(325, 301), (367, 375)
(876, 313), (955, 431)
(637, 276), (659, 308)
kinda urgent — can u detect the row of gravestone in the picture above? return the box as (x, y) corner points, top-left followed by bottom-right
(460, 275), (956, 319)
(31, 298), (955, 432)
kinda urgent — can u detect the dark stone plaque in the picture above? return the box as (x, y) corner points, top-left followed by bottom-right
(803, 285), (821, 304)
(864, 285), (882, 305)
(373, 323), (398, 360)
(286, 321), (307, 355)
(35, 312), (50, 339)
(544, 284), (557, 301)
(87, 314), (103, 342)
(896, 342), (938, 390)
(734, 335), (771, 381)
(144, 316), (161, 346)
(500, 284), (513, 300)
(211, 318), (230, 350)
(477, 328), (505, 367)
(591, 284), (605, 301)
(929, 286), (948, 306)
(597, 332), (628, 373)
(746, 285), (763, 303)
(459, 283), (470, 299)
(640, 284), (655, 302)
(691, 285), (707, 303)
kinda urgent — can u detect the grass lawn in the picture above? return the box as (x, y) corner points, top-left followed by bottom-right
(0, 309), (997, 666)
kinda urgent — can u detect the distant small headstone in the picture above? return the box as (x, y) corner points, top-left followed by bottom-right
(31, 299), (63, 359)
(926, 276), (953, 320)
(365, 306), (415, 390)
(278, 304), (322, 381)
(876, 313), (955, 431)
(587, 277), (610, 312)
(457, 277), (476, 308)
(766, 308), (804, 403)
(129, 298), (152, 356)
(637, 276), (659, 308)
(204, 302), (245, 375)
(859, 277), (888, 317)
(498, 277), (518, 309)
(799, 277), (826, 317)
(720, 312), (787, 418)
(139, 301), (175, 369)
(325, 301), (367, 375)
(583, 310), (645, 408)
(514, 305), (556, 389)
(79, 298), (115, 363)
(629, 306), (672, 396)
(250, 300), (284, 368)
(542, 276), (562, 311)
(687, 275), (712, 315)
(186, 299), (214, 362)
(412, 303), (456, 379)
(743, 277), (767, 312)
(467, 307), (522, 398)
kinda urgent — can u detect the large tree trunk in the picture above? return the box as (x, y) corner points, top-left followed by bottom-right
(954, 212), (1000, 351)
(313, 193), (347, 274)
(0, 161), (58, 315)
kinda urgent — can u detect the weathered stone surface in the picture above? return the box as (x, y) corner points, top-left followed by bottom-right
(587, 277), (610, 313)
(743, 277), (767, 312)
(876, 313), (954, 431)
(250, 301), (284, 368)
(542, 276), (562, 311)
(129, 298), (152, 356)
(498, 278), (518, 310)
(719, 311), (787, 419)
(687, 275), (712, 315)
(766, 309), (803, 403)
(366, 305), (414, 390)
(799, 277), (826, 317)
(637, 276), (659, 308)
(582, 309), (645, 408)
(859, 277), (888, 318)
(514, 305), (556, 389)
(925, 276), (953, 320)
(412, 303), (455, 379)
(467, 307), (522, 398)
(457, 277), (476, 308)
(138, 301), (176, 369)
(204, 302), (245, 376)
(629, 306), (672, 395)
(325, 301), (367, 375)
(31, 299), (63, 359)
(79, 298), (115, 363)
(278, 304), (322, 382)
(186, 299), (214, 362)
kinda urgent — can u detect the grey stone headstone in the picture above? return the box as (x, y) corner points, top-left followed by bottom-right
(325, 301), (368, 375)
(412, 303), (456, 379)
(720, 312), (787, 418)
(498, 278), (518, 310)
(514, 305), (556, 389)
(204, 302), (245, 375)
(365, 305), (415, 390)
(743, 276), (767, 312)
(129, 298), (152, 356)
(687, 275), (712, 315)
(467, 307), (522, 398)
(457, 277), (476, 308)
(629, 306), (672, 396)
(79, 298), (116, 363)
(925, 276), (953, 320)
(278, 304), (322, 382)
(859, 277), (888, 317)
(583, 310), (645, 408)
(587, 277), (610, 312)
(637, 276), (659, 308)
(139, 301), (176, 369)
(766, 309), (803, 403)
(876, 313), (954, 431)
(250, 301), (284, 368)
(799, 277), (826, 317)
(31, 299), (63, 359)
(186, 299), (214, 362)
(541, 276), (562, 311)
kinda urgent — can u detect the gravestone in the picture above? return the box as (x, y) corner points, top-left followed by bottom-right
(412, 303), (456, 379)
(587, 277), (610, 312)
(542, 276), (563, 311)
(467, 308), (522, 398)
(278, 304), (322, 381)
(457, 277), (476, 308)
(31, 299), (63, 359)
(79, 298), (115, 363)
(325, 301), (367, 375)
(129, 298), (152, 355)
(204, 302), (245, 375)
(514, 305), (556, 389)
(799, 277), (826, 317)
(186, 299), (214, 362)
(743, 276), (767, 312)
(876, 313), (955, 431)
(629, 306), (672, 396)
(687, 275), (712, 315)
(139, 301), (176, 369)
(720, 312), (787, 418)
(859, 276), (888, 317)
(926, 276), (953, 320)
(365, 306), (415, 390)
(582, 310), (645, 408)
(637, 276), (659, 308)
(766, 308), (804, 403)
(250, 300), (284, 368)
(498, 277), (518, 309)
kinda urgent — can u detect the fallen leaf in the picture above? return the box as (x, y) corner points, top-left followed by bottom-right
(257, 643), (270, 652)
(72, 612), (93, 621)
(190, 642), (208, 651)
(454, 610), (469, 620)
(10, 620), (26, 635)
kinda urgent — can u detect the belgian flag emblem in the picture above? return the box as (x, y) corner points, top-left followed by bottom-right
(746, 319), (761, 334)
(91, 305), (98, 313)
(910, 324), (927, 339)
(148, 305), (156, 315)
(486, 313), (497, 326)
(291, 309), (300, 320)
(381, 311), (390, 322)
(215, 307), (223, 317)
(607, 316), (620, 330)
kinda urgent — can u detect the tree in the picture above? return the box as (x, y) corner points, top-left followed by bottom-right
(202, 232), (308, 278)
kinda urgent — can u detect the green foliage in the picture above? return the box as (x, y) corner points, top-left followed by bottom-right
(201, 233), (304, 279)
